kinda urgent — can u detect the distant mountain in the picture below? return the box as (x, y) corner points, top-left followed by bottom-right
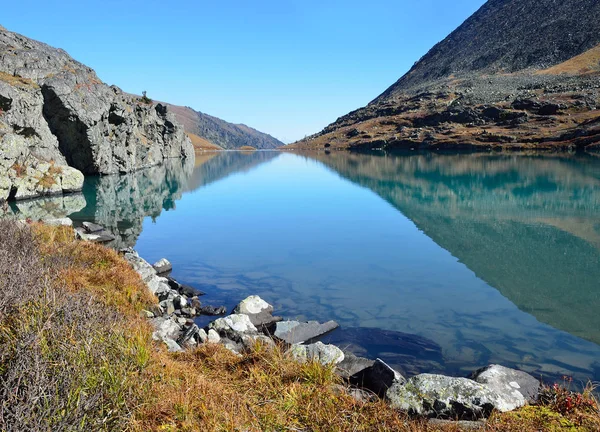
(291, 0), (600, 152)
(166, 104), (283, 150)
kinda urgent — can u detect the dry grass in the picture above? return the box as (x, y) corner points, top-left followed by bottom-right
(187, 132), (223, 151)
(35, 172), (57, 190)
(1, 221), (599, 431)
(239, 145), (257, 151)
(0, 71), (39, 89)
(539, 44), (600, 75)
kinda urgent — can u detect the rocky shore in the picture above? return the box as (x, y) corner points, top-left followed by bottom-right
(68, 223), (541, 423)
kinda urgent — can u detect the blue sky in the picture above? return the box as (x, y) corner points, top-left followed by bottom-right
(3, 0), (485, 142)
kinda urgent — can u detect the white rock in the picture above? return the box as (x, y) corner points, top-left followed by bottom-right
(207, 329), (221, 343)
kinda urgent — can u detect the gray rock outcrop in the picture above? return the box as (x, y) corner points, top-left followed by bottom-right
(386, 372), (533, 420)
(0, 26), (193, 202)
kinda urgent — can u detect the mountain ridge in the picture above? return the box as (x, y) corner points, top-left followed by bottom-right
(290, 0), (600, 152)
(166, 103), (283, 150)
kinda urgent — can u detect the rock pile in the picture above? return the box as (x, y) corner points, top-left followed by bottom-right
(122, 246), (542, 421)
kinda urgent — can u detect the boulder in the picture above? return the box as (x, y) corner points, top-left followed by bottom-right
(59, 166), (84, 192)
(207, 329), (221, 344)
(233, 295), (282, 327)
(163, 338), (183, 353)
(208, 314), (257, 342)
(146, 276), (171, 296)
(350, 358), (405, 397)
(336, 352), (375, 379)
(0, 176), (11, 201)
(273, 320), (339, 344)
(470, 364), (540, 404)
(153, 258), (172, 274)
(386, 373), (528, 420)
(151, 317), (181, 342)
(289, 341), (345, 365)
(124, 253), (157, 282)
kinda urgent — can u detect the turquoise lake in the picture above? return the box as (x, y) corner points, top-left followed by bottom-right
(13, 151), (600, 384)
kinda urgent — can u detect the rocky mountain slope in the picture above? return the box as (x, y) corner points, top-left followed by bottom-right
(290, 0), (600, 152)
(0, 25), (193, 202)
(166, 104), (283, 150)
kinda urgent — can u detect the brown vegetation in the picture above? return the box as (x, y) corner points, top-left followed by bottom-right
(0, 71), (39, 88)
(539, 44), (600, 75)
(187, 132), (223, 151)
(0, 220), (598, 431)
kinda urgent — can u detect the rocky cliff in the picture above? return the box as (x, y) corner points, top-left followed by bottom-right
(0, 25), (193, 201)
(167, 104), (283, 150)
(290, 0), (600, 152)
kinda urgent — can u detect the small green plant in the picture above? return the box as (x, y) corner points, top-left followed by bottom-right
(141, 91), (152, 104)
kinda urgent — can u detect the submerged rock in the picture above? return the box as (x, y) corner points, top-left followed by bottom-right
(274, 320), (339, 344)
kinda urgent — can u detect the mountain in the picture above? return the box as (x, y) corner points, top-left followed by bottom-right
(290, 0), (600, 152)
(0, 25), (193, 202)
(166, 104), (283, 150)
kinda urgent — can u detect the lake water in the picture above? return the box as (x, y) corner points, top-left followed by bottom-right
(11, 151), (600, 385)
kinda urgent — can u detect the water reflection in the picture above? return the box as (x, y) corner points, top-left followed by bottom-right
(67, 152), (281, 247)
(307, 152), (600, 348)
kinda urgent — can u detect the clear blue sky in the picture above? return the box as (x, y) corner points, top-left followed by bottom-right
(3, 0), (485, 142)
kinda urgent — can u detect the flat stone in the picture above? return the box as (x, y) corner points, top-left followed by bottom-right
(152, 258), (172, 274)
(274, 320), (339, 344)
(289, 341), (345, 365)
(82, 221), (104, 233)
(350, 358), (405, 397)
(75, 227), (115, 243)
(470, 364), (540, 404)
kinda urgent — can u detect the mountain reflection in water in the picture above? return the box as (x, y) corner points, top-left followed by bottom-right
(9, 150), (600, 385)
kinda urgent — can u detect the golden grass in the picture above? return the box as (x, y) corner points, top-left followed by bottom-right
(187, 132), (223, 151)
(539, 44), (600, 75)
(238, 145), (257, 151)
(0, 71), (39, 88)
(2, 223), (595, 431)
